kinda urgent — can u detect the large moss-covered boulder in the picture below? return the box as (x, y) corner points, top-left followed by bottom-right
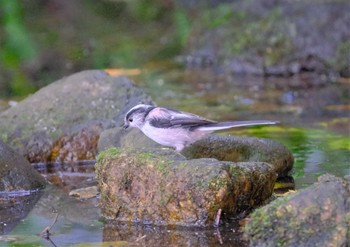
(0, 140), (46, 191)
(244, 174), (349, 247)
(0, 70), (153, 162)
(96, 147), (277, 226)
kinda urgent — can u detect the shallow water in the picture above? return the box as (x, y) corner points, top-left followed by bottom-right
(1, 67), (349, 246)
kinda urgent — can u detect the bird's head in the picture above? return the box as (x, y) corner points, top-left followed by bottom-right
(124, 104), (155, 129)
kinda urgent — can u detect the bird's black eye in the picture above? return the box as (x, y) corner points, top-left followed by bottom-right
(128, 118), (133, 122)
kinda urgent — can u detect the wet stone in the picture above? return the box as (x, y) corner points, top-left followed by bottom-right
(95, 147), (277, 227)
(69, 186), (99, 200)
(0, 70), (154, 162)
(0, 140), (46, 192)
(182, 135), (294, 178)
(98, 127), (161, 153)
(244, 174), (349, 247)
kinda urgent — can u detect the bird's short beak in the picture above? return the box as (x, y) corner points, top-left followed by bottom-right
(123, 123), (129, 129)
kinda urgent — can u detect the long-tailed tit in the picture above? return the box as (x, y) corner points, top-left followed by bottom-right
(124, 104), (278, 151)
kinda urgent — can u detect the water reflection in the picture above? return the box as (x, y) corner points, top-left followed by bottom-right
(33, 161), (96, 192)
(103, 221), (246, 247)
(7, 185), (102, 247)
(0, 190), (42, 234)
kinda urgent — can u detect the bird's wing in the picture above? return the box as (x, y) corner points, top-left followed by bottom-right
(147, 107), (217, 129)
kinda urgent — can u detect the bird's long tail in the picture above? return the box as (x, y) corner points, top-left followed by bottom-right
(196, 120), (279, 131)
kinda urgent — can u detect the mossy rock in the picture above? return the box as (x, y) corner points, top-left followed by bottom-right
(244, 174), (349, 246)
(96, 147), (277, 226)
(186, 2), (349, 77)
(0, 70), (153, 162)
(182, 135), (294, 178)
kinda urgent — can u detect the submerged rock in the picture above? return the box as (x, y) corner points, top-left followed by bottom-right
(69, 186), (98, 200)
(244, 174), (349, 247)
(0, 140), (46, 191)
(0, 70), (153, 162)
(96, 147), (277, 226)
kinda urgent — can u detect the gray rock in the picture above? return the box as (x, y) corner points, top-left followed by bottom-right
(0, 140), (46, 191)
(0, 70), (154, 162)
(186, 1), (350, 77)
(244, 174), (349, 247)
(96, 147), (277, 226)
(0, 191), (42, 234)
(182, 135), (294, 178)
(98, 127), (161, 152)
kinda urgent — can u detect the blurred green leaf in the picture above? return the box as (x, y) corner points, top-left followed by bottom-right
(173, 7), (191, 46)
(2, 0), (37, 61)
(0, 0), (37, 96)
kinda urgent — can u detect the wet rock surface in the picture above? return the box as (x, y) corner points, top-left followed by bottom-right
(0, 70), (153, 162)
(182, 135), (294, 178)
(96, 147), (277, 226)
(244, 174), (350, 247)
(0, 140), (46, 234)
(0, 140), (46, 192)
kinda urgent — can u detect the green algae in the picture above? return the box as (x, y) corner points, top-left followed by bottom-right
(245, 175), (349, 246)
(244, 192), (295, 236)
(1, 133), (8, 142)
(97, 147), (121, 163)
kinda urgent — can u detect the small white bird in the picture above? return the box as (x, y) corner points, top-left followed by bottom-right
(124, 104), (278, 151)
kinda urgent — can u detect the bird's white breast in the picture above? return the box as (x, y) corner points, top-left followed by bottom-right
(141, 123), (209, 149)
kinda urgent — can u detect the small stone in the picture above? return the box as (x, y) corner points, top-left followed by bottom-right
(69, 186), (99, 200)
